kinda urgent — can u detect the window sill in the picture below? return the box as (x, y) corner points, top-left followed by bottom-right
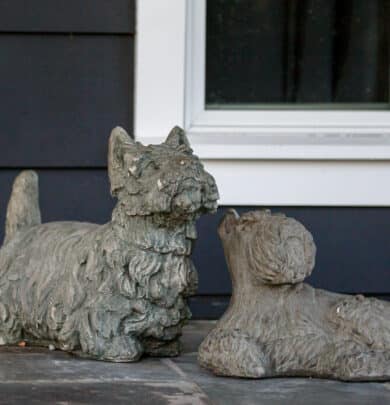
(186, 132), (390, 160)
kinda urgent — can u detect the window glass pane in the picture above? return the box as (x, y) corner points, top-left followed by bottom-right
(206, 0), (390, 110)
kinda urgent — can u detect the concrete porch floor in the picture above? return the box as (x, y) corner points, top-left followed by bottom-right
(0, 321), (389, 405)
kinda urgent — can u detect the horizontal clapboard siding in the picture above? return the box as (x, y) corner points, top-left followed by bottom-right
(0, 0), (135, 33)
(0, 34), (133, 167)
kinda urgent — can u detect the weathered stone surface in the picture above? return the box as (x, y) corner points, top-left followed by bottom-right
(0, 381), (210, 405)
(0, 322), (389, 404)
(198, 209), (390, 381)
(0, 126), (218, 361)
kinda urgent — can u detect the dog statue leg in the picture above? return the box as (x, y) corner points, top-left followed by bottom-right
(0, 302), (22, 345)
(327, 295), (390, 350)
(320, 341), (390, 381)
(79, 332), (143, 362)
(78, 311), (143, 362)
(198, 328), (269, 378)
(270, 336), (390, 381)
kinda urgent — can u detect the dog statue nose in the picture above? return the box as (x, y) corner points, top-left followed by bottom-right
(174, 193), (193, 211)
(219, 209), (239, 236)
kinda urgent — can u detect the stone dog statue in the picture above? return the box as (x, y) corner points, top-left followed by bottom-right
(199, 209), (390, 381)
(0, 126), (218, 361)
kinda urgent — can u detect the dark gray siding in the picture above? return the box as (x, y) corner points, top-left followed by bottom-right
(0, 35), (133, 166)
(0, 0), (135, 33)
(0, 0), (134, 167)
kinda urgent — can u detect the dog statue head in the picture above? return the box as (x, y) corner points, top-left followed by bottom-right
(108, 126), (219, 220)
(219, 209), (316, 285)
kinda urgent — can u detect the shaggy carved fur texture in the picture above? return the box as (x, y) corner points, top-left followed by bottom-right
(198, 210), (390, 381)
(0, 126), (218, 361)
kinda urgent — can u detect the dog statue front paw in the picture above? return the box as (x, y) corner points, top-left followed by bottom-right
(78, 333), (143, 362)
(199, 329), (268, 378)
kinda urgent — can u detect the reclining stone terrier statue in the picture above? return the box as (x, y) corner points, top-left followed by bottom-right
(0, 126), (218, 361)
(199, 209), (390, 381)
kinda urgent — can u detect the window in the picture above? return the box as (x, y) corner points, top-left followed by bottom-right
(206, 0), (389, 110)
(184, 0), (390, 137)
(135, 0), (390, 206)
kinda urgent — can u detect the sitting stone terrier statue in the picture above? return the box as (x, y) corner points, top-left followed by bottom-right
(0, 126), (218, 361)
(199, 209), (390, 381)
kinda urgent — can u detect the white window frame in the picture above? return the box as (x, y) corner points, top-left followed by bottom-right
(135, 0), (390, 206)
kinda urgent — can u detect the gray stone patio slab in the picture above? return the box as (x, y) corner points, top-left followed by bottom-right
(0, 381), (210, 405)
(172, 352), (390, 405)
(0, 347), (178, 382)
(0, 321), (389, 404)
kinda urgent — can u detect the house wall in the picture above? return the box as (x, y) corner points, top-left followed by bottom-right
(0, 1), (388, 319)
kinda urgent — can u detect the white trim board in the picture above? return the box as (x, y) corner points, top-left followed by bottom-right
(141, 132), (390, 160)
(135, 0), (390, 206)
(207, 160), (390, 206)
(135, 0), (187, 142)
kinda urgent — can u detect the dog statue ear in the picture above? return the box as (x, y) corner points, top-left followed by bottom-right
(164, 126), (192, 151)
(108, 126), (136, 196)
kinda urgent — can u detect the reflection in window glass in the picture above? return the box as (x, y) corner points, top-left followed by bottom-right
(206, 0), (390, 109)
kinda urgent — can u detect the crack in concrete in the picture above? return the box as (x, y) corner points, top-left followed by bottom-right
(161, 358), (214, 405)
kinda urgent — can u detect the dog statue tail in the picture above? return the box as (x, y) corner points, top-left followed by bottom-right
(4, 170), (41, 245)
